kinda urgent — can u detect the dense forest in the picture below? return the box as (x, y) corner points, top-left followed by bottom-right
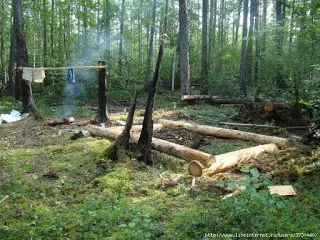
(1, 0), (320, 239)
(1, 0), (319, 102)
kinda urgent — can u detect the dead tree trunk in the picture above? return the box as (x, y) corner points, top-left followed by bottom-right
(105, 90), (137, 162)
(138, 37), (166, 164)
(98, 60), (109, 124)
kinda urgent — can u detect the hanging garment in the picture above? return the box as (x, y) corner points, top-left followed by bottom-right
(67, 67), (75, 84)
(22, 68), (33, 81)
(32, 68), (46, 83)
(22, 67), (46, 83)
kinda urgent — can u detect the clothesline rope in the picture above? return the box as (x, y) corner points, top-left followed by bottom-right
(17, 66), (106, 71)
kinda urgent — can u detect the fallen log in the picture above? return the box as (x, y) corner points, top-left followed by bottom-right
(159, 119), (289, 148)
(45, 116), (75, 126)
(181, 95), (249, 105)
(218, 122), (310, 130)
(86, 124), (216, 166)
(188, 143), (278, 177)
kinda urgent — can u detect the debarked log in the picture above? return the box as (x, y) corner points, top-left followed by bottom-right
(86, 124), (216, 166)
(188, 143), (278, 177)
(159, 119), (289, 148)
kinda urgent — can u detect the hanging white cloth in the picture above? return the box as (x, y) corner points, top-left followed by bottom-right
(22, 67), (46, 83)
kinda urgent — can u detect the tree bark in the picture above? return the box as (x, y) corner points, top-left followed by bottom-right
(188, 144), (278, 176)
(9, 0), (41, 117)
(178, 0), (190, 96)
(208, 0), (217, 71)
(201, 0), (208, 93)
(86, 124), (216, 166)
(239, 0), (249, 96)
(234, 0), (242, 45)
(98, 61), (109, 124)
(145, 0), (156, 85)
(119, 0), (125, 76)
(105, 0), (111, 60)
(159, 119), (289, 148)
(138, 37), (166, 164)
(50, 0), (54, 62)
(246, 0), (255, 84)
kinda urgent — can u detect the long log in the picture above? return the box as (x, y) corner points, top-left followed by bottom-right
(181, 95), (249, 104)
(159, 119), (289, 148)
(86, 124), (216, 166)
(188, 143), (278, 177)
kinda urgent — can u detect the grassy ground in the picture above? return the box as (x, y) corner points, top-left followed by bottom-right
(0, 91), (319, 239)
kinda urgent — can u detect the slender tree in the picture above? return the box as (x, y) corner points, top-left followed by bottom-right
(208, 0), (217, 71)
(145, 0), (156, 84)
(234, 0), (242, 45)
(178, 0), (190, 96)
(119, 0), (125, 76)
(246, 0), (255, 84)
(239, 0), (249, 95)
(201, 0), (208, 92)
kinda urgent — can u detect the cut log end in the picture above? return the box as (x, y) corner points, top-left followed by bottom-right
(188, 160), (205, 176)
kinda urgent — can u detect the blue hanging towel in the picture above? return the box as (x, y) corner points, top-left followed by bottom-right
(67, 67), (75, 84)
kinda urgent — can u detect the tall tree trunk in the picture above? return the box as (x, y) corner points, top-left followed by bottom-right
(260, 0), (267, 81)
(119, 0), (125, 76)
(105, 0), (111, 60)
(50, 0), (54, 63)
(138, 0), (143, 65)
(43, 0), (47, 66)
(234, 0), (242, 45)
(0, 0), (5, 74)
(179, 0), (190, 96)
(138, 38), (166, 164)
(201, 0), (208, 93)
(83, 0), (88, 57)
(145, 0), (156, 85)
(208, 0), (217, 71)
(246, 0), (255, 84)
(253, 0), (259, 84)
(219, 0), (225, 45)
(9, 0), (40, 116)
(239, 0), (249, 96)
(275, 0), (287, 89)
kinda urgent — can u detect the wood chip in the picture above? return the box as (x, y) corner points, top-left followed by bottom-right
(268, 185), (296, 196)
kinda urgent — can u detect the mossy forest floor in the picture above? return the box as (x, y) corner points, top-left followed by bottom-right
(0, 91), (320, 239)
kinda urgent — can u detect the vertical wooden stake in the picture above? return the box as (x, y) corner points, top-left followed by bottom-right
(98, 61), (108, 125)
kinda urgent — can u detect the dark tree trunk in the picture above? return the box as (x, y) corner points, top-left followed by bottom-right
(260, 0), (267, 81)
(208, 0), (217, 71)
(9, 0), (40, 117)
(201, 0), (208, 93)
(138, 38), (166, 165)
(239, 0), (249, 96)
(105, 0), (111, 60)
(178, 0), (190, 95)
(253, 0), (259, 83)
(246, 0), (255, 84)
(119, 0), (125, 76)
(0, 0), (5, 74)
(50, 0), (54, 62)
(98, 61), (109, 124)
(275, 0), (287, 89)
(145, 0), (156, 85)
(43, 0), (47, 66)
(234, 0), (242, 45)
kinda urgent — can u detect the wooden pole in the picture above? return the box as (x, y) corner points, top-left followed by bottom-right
(98, 61), (108, 125)
(17, 65), (106, 71)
